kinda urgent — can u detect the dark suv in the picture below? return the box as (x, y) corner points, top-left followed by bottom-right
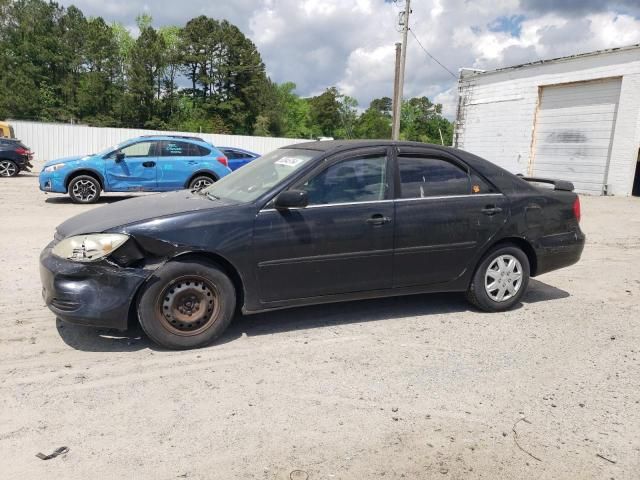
(0, 139), (33, 177)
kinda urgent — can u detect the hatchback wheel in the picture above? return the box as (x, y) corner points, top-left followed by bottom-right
(68, 175), (101, 204)
(189, 175), (214, 191)
(137, 259), (236, 349)
(0, 160), (19, 177)
(466, 244), (530, 311)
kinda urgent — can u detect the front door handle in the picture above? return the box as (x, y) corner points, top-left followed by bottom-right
(366, 214), (391, 226)
(481, 205), (503, 215)
(142, 161), (156, 167)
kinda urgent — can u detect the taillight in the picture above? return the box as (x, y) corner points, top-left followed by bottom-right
(15, 147), (29, 155)
(217, 156), (228, 167)
(573, 197), (581, 223)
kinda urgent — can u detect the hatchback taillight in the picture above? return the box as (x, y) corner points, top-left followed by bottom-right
(15, 147), (29, 155)
(217, 156), (228, 168)
(573, 197), (581, 223)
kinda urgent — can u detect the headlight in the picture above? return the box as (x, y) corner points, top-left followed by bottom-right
(43, 163), (66, 173)
(52, 234), (129, 262)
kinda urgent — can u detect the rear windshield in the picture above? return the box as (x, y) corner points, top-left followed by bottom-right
(0, 139), (26, 149)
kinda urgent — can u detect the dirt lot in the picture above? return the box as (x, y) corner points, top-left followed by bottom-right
(1, 173), (639, 479)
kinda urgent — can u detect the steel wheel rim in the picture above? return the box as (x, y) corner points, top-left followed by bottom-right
(0, 161), (17, 177)
(484, 254), (523, 302)
(72, 179), (97, 201)
(156, 275), (221, 336)
(191, 178), (213, 191)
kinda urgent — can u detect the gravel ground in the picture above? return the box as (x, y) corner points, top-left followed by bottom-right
(1, 173), (639, 479)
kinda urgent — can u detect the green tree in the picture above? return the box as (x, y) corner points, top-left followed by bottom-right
(354, 99), (392, 139)
(274, 82), (312, 138)
(126, 25), (165, 127)
(400, 96), (452, 145)
(309, 87), (341, 137)
(336, 94), (358, 139)
(158, 25), (181, 116)
(77, 17), (121, 124)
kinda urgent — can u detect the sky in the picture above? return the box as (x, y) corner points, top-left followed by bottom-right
(57, 0), (640, 118)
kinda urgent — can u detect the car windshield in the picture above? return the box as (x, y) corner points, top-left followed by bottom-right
(201, 148), (316, 203)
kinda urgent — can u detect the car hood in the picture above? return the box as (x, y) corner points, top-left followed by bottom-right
(56, 190), (234, 238)
(43, 155), (92, 167)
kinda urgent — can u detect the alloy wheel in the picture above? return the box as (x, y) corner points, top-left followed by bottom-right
(191, 178), (213, 191)
(484, 254), (523, 302)
(0, 160), (17, 177)
(72, 179), (98, 202)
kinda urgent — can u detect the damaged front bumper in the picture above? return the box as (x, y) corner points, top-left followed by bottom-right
(39, 242), (151, 330)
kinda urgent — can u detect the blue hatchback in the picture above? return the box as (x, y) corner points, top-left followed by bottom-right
(39, 135), (232, 203)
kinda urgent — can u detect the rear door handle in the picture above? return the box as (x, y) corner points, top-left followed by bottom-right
(366, 214), (391, 226)
(142, 161), (156, 167)
(481, 205), (503, 215)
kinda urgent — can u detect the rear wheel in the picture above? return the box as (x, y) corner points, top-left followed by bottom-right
(188, 175), (215, 191)
(68, 175), (101, 203)
(466, 244), (530, 312)
(0, 160), (19, 177)
(137, 259), (236, 349)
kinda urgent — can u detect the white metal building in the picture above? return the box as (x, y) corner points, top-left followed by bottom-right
(454, 44), (640, 196)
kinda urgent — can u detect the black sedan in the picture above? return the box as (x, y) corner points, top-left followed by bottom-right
(0, 138), (33, 176)
(40, 141), (585, 349)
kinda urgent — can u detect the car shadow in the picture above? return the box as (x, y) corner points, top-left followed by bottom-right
(45, 195), (145, 204)
(56, 278), (569, 353)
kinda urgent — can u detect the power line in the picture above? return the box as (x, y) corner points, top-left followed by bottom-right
(408, 28), (458, 79)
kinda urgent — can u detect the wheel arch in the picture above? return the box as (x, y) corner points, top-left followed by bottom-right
(481, 237), (538, 277)
(184, 170), (218, 189)
(64, 169), (105, 191)
(127, 250), (246, 329)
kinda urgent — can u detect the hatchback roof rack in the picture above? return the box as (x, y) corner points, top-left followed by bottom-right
(139, 134), (205, 142)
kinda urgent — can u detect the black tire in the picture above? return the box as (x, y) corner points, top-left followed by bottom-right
(137, 259), (236, 349)
(68, 174), (101, 204)
(465, 244), (530, 312)
(188, 175), (215, 191)
(0, 159), (19, 177)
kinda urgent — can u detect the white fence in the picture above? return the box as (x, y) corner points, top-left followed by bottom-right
(10, 120), (309, 164)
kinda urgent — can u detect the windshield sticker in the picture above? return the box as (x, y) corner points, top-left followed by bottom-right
(275, 157), (305, 167)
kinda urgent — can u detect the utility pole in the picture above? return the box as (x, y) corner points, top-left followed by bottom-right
(392, 42), (402, 140)
(392, 0), (411, 140)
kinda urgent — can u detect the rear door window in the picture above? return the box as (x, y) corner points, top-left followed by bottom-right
(160, 141), (194, 157)
(398, 155), (470, 198)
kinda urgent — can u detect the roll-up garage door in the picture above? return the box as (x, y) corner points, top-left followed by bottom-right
(530, 78), (621, 195)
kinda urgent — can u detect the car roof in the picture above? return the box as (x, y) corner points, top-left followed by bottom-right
(128, 135), (219, 150)
(285, 139), (456, 152)
(137, 134), (205, 142)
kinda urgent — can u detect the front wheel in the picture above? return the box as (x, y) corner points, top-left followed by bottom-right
(137, 259), (236, 349)
(466, 245), (530, 312)
(68, 175), (101, 203)
(0, 160), (19, 177)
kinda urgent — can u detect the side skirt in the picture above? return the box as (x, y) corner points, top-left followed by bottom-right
(241, 278), (471, 315)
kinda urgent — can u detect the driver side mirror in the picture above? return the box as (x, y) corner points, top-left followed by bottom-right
(114, 152), (125, 163)
(274, 189), (308, 210)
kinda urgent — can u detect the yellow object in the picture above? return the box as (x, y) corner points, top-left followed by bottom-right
(0, 121), (15, 138)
